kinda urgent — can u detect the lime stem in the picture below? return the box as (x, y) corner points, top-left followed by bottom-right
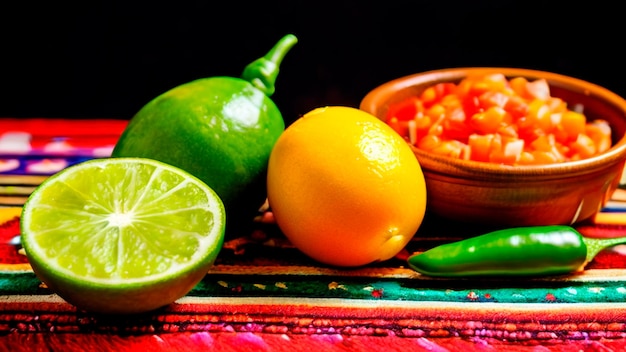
(241, 34), (298, 97)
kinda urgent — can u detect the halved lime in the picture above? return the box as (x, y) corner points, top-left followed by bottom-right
(20, 157), (225, 314)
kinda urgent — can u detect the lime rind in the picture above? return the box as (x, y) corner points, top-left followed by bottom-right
(21, 157), (225, 286)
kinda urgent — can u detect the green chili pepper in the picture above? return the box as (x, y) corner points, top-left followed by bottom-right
(407, 225), (626, 277)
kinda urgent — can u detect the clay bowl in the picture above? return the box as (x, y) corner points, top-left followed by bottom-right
(360, 67), (626, 226)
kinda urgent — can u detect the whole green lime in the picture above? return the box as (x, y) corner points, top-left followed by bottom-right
(113, 34), (297, 232)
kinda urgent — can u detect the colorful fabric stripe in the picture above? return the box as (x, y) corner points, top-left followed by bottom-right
(2, 118), (626, 350)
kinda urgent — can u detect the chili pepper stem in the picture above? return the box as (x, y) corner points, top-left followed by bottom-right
(582, 236), (626, 270)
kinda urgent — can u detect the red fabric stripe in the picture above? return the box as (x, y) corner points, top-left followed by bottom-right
(0, 118), (127, 136)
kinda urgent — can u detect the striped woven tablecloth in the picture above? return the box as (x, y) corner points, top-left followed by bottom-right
(1, 118), (626, 351)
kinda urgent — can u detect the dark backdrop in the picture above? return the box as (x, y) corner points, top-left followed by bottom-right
(1, 1), (623, 126)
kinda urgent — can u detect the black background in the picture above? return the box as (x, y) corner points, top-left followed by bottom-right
(1, 1), (624, 126)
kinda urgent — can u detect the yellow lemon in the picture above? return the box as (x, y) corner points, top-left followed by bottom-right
(267, 106), (427, 267)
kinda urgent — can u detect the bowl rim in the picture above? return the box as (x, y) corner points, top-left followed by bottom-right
(360, 67), (626, 177)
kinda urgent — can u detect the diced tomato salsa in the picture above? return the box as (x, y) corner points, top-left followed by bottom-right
(385, 73), (612, 165)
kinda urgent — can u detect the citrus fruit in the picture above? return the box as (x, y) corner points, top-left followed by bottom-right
(266, 106), (427, 267)
(112, 34), (297, 233)
(20, 157), (226, 314)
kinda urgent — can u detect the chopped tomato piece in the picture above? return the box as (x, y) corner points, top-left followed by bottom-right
(420, 82), (456, 108)
(504, 95), (529, 119)
(560, 111), (586, 140)
(442, 107), (471, 141)
(509, 77), (530, 98)
(468, 134), (496, 162)
(418, 134), (441, 151)
(527, 99), (553, 132)
(426, 104), (446, 119)
(470, 106), (508, 134)
(496, 123), (518, 139)
(432, 140), (467, 159)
